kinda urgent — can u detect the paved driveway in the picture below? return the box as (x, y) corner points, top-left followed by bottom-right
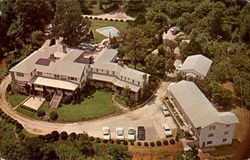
(0, 76), (177, 141)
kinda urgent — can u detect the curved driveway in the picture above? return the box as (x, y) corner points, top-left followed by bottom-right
(0, 75), (176, 141)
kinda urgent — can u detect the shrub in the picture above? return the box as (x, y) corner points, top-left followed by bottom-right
(116, 139), (121, 144)
(94, 17), (98, 20)
(7, 84), (12, 92)
(96, 137), (101, 143)
(37, 109), (46, 117)
(45, 94), (52, 101)
(89, 136), (95, 141)
(15, 123), (23, 130)
(144, 142), (148, 147)
(49, 111), (58, 121)
(120, 19), (124, 22)
(123, 140), (128, 145)
(156, 141), (162, 146)
(163, 140), (168, 145)
(110, 19), (113, 21)
(44, 134), (52, 141)
(61, 95), (72, 104)
(150, 142), (155, 147)
(38, 135), (45, 140)
(130, 141), (134, 145)
(103, 139), (108, 143)
(110, 139), (114, 144)
(104, 18), (108, 21)
(137, 142), (141, 146)
(89, 16), (92, 19)
(170, 139), (175, 145)
(115, 19), (119, 22)
(98, 17), (102, 20)
(60, 131), (68, 140)
(69, 132), (77, 141)
(51, 131), (60, 141)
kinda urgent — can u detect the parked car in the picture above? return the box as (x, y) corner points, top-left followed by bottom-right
(102, 127), (111, 140)
(162, 124), (172, 137)
(137, 126), (145, 140)
(127, 127), (136, 141)
(161, 104), (170, 117)
(116, 127), (125, 140)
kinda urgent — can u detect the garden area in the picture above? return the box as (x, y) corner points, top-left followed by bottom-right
(7, 91), (27, 107)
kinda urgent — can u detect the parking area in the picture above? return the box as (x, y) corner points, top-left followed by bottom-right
(75, 81), (177, 141)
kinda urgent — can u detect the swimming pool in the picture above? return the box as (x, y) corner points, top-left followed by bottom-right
(96, 26), (119, 38)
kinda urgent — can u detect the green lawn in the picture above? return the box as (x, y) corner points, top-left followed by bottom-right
(8, 93), (27, 107)
(56, 91), (116, 122)
(16, 107), (36, 118)
(90, 19), (127, 43)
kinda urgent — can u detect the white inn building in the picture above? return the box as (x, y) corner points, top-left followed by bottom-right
(168, 80), (238, 148)
(10, 44), (149, 108)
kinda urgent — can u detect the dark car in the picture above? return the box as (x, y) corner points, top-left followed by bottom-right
(137, 126), (145, 140)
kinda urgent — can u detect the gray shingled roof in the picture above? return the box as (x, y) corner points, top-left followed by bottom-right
(168, 80), (238, 128)
(179, 54), (212, 77)
(10, 44), (86, 79)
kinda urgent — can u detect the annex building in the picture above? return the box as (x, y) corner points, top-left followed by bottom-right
(10, 44), (149, 108)
(168, 80), (238, 148)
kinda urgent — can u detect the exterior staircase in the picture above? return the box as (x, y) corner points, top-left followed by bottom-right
(50, 91), (63, 109)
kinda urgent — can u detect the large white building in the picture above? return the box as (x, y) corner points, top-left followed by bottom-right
(178, 54), (212, 80)
(10, 44), (149, 107)
(168, 80), (238, 148)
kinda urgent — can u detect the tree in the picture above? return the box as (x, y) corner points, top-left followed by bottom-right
(108, 144), (131, 160)
(209, 81), (232, 109)
(49, 111), (58, 121)
(121, 87), (133, 107)
(60, 131), (68, 140)
(119, 27), (152, 69)
(134, 13), (146, 26)
(125, 0), (145, 16)
(51, 131), (60, 141)
(37, 109), (46, 118)
(53, 0), (90, 46)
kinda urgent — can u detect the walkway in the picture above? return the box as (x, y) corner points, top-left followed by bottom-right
(0, 75), (177, 141)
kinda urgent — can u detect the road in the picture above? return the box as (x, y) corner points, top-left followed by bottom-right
(0, 75), (176, 141)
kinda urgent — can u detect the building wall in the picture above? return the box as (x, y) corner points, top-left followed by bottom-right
(199, 122), (237, 147)
(180, 69), (204, 80)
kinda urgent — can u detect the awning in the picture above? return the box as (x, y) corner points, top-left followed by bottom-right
(33, 77), (78, 91)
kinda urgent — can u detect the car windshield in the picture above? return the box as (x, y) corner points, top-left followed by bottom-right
(128, 129), (135, 135)
(164, 128), (170, 131)
(162, 107), (168, 111)
(117, 130), (124, 136)
(103, 130), (109, 135)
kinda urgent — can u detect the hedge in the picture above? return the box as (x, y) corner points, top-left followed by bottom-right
(144, 142), (148, 147)
(170, 139), (175, 145)
(137, 142), (141, 146)
(150, 142), (155, 147)
(163, 140), (168, 145)
(156, 141), (162, 146)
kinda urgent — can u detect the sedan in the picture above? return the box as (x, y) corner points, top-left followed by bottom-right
(161, 104), (170, 117)
(162, 124), (172, 137)
(137, 126), (145, 140)
(127, 127), (136, 141)
(116, 127), (125, 140)
(102, 127), (111, 140)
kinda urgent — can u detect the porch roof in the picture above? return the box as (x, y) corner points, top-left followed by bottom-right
(33, 77), (78, 91)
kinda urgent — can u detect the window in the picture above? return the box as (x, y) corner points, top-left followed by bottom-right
(207, 141), (213, 145)
(90, 68), (93, 72)
(112, 71), (115, 75)
(138, 81), (140, 85)
(38, 72), (42, 75)
(132, 80), (134, 83)
(224, 131), (229, 135)
(96, 69), (98, 72)
(16, 72), (24, 77)
(209, 126), (216, 130)
(222, 138), (227, 142)
(124, 77), (126, 80)
(208, 133), (214, 137)
(68, 77), (77, 81)
(54, 74), (60, 78)
(121, 76), (123, 80)
(226, 124), (230, 128)
(107, 70), (109, 74)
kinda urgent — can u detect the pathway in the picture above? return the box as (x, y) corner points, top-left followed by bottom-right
(83, 10), (134, 21)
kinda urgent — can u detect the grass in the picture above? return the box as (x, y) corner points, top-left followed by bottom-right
(56, 91), (116, 122)
(16, 107), (36, 118)
(7, 92), (27, 107)
(90, 19), (127, 43)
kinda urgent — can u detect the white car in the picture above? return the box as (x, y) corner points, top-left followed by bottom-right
(116, 127), (125, 140)
(161, 104), (170, 117)
(102, 127), (111, 140)
(127, 127), (136, 141)
(162, 124), (172, 137)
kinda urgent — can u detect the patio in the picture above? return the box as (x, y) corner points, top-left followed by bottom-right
(23, 97), (45, 111)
